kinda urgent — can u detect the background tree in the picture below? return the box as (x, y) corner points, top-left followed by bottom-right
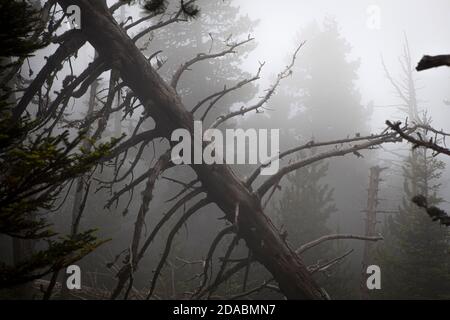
(241, 18), (373, 298)
(377, 40), (450, 299)
(378, 147), (450, 299)
(272, 154), (355, 298)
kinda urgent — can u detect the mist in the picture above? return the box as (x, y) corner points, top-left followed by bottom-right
(1, 0), (449, 301)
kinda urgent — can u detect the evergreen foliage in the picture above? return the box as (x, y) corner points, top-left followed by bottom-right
(0, 0), (119, 290)
(377, 148), (450, 299)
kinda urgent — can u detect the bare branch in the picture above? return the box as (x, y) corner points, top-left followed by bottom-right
(207, 235), (239, 299)
(164, 179), (200, 203)
(146, 197), (211, 299)
(197, 259), (250, 299)
(192, 225), (235, 298)
(381, 56), (410, 109)
(209, 42), (305, 129)
(257, 129), (404, 197)
(296, 234), (383, 255)
(192, 62), (264, 118)
(229, 279), (276, 300)
(386, 120), (450, 156)
(110, 188), (204, 299)
(416, 55), (450, 71)
(308, 249), (354, 274)
(13, 32), (87, 120)
(109, 1), (127, 13)
(102, 129), (162, 163)
(104, 151), (171, 209)
(124, 13), (159, 31)
(130, 152), (173, 255)
(247, 130), (399, 186)
(171, 36), (254, 89)
(132, 1), (197, 43)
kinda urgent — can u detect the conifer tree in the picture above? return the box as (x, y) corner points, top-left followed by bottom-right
(247, 18), (371, 298)
(275, 152), (336, 256)
(0, 0), (117, 293)
(379, 146), (450, 299)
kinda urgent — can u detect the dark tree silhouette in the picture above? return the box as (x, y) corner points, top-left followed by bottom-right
(0, 0), (117, 292)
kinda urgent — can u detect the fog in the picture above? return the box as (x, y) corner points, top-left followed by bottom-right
(1, 0), (449, 300)
(245, 1), (447, 123)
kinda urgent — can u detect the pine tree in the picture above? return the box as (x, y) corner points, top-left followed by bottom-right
(275, 18), (370, 139)
(272, 150), (357, 299)
(258, 17), (372, 236)
(0, 0), (118, 294)
(275, 152), (336, 256)
(378, 147), (450, 299)
(249, 18), (371, 298)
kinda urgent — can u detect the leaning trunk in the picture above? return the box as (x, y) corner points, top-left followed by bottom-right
(56, 0), (325, 299)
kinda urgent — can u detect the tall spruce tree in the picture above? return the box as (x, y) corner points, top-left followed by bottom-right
(271, 148), (358, 298)
(379, 147), (450, 299)
(219, 17), (370, 298)
(271, 18), (370, 139)
(275, 152), (336, 256)
(259, 17), (372, 234)
(245, 18), (370, 298)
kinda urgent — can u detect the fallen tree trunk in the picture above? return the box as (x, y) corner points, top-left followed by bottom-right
(56, 0), (326, 299)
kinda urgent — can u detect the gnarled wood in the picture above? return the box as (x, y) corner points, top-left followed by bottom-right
(56, 0), (326, 299)
(416, 55), (450, 71)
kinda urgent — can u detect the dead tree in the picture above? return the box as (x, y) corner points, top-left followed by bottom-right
(385, 38), (450, 227)
(394, 47), (450, 155)
(360, 166), (384, 299)
(411, 51), (450, 226)
(53, 0), (402, 299)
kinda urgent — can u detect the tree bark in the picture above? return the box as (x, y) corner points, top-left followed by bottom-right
(360, 166), (383, 300)
(56, 0), (325, 299)
(416, 55), (450, 71)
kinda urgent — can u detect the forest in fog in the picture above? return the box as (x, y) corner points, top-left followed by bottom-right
(0, 0), (449, 300)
